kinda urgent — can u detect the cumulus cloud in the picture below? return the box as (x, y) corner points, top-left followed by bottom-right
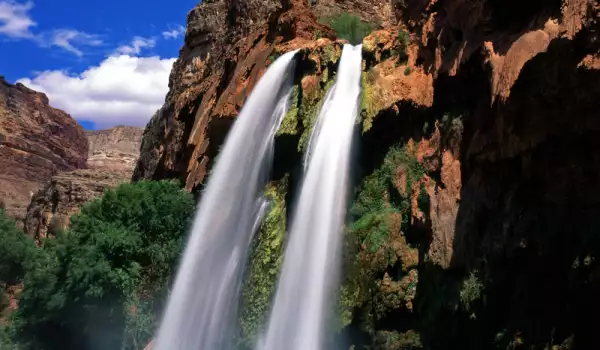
(162, 25), (185, 39)
(18, 55), (176, 128)
(114, 36), (155, 55)
(0, 0), (36, 38)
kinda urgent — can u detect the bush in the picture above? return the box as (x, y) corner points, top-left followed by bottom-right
(460, 272), (483, 312)
(0, 210), (35, 287)
(13, 180), (195, 350)
(321, 12), (373, 45)
(397, 29), (410, 64)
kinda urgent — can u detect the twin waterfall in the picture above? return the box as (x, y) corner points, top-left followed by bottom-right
(155, 44), (363, 350)
(260, 44), (363, 350)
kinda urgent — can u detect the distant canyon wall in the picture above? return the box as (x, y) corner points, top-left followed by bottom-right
(86, 126), (143, 171)
(25, 126), (143, 241)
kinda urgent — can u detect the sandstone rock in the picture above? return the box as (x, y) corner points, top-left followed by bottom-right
(86, 126), (143, 171)
(126, 0), (600, 347)
(24, 169), (130, 241)
(0, 77), (87, 224)
(133, 0), (335, 191)
(24, 126), (142, 240)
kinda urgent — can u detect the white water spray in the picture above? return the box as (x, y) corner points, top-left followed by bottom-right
(260, 44), (363, 350)
(154, 50), (297, 350)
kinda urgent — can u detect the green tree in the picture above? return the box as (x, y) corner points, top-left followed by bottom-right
(322, 12), (373, 45)
(0, 210), (35, 288)
(0, 209), (34, 350)
(13, 180), (195, 350)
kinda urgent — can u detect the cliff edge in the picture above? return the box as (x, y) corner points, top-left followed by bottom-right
(0, 77), (88, 224)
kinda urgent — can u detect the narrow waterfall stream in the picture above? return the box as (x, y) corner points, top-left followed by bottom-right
(153, 51), (298, 350)
(260, 44), (363, 350)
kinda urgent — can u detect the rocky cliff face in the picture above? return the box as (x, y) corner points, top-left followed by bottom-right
(24, 169), (130, 241)
(86, 126), (143, 171)
(134, 0), (600, 348)
(0, 77), (88, 224)
(24, 126), (142, 241)
(132, 0), (335, 189)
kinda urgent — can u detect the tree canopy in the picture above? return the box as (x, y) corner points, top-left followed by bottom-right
(8, 180), (195, 350)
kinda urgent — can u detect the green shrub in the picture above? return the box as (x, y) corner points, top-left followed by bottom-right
(404, 66), (412, 76)
(13, 180), (195, 350)
(321, 12), (373, 45)
(460, 272), (483, 312)
(0, 291), (8, 318)
(0, 209), (32, 350)
(350, 145), (424, 252)
(0, 210), (35, 287)
(397, 29), (410, 64)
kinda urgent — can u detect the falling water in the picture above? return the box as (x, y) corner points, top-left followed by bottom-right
(302, 83), (336, 172)
(260, 44), (363, 350)
(154, 50), (297, 350)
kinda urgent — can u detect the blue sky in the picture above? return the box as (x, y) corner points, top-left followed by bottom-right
(0, 0), (197, 130)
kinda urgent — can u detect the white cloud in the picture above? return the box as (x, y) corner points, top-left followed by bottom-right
(162, 25), (185, 39)
(114, 36), (155, 55)
(39, 29), (103, 56)
(0, 0), (36, 38)
(18, 55), (176, 128)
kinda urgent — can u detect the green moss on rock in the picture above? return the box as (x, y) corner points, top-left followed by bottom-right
(277, 85), (300, 136)
(298, 79), (335, 152)
(321, 45), (341, 65)
(360, 69), (386, 133)
(238, 177), (288, 348)
(339, 144), (425, 337)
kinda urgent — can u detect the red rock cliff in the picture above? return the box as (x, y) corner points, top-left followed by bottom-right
(132, 0), (600, 348)
(132, 0), (335, 190)
(0, 77), (88, 223)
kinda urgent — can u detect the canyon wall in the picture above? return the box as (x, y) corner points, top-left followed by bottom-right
(24, 126), (143, 241)
(133, 0), (600, 348)
(86, 126), (143, 171)
(0, 77), (88, 224)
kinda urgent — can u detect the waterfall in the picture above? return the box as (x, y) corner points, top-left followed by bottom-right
(260, 44), (363, 350)
(154, 50), (298, 350)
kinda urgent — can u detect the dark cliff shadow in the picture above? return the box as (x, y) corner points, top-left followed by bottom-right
(413, 0), (562, 77)
(445, 31), (600, 349)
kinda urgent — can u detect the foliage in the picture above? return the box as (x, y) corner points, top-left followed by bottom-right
(277, 85), (300, 136)
(0, 291), (7, 313)
(361, 69), (388, 133)
(238, 178), (288, 348)
(350, 145), (424, 252)
(373, 330), (422, 349)
(321, 12), (373, 45)
(404, 66), (412, 76)
(319, 44), (341, 66)
(0, 210), (35, 287)
(314, 29), (323, 40)
(0, 209), (35, 348)
(459, 272), (483, 312)
(298, 79), (335, 152)
(12, 180), (195, 350)
(340, 144), (425, 335)
(397, 29), (410, 64)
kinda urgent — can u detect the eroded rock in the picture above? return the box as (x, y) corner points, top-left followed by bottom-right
(0, 78), (87, 224)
